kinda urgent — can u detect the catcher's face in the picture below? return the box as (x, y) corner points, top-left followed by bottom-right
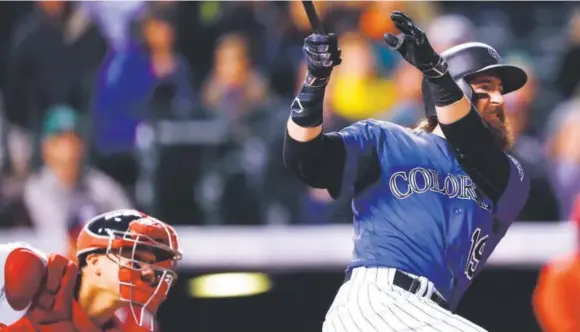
(468, 73), (514, 151)
(96, 249), (159, 300)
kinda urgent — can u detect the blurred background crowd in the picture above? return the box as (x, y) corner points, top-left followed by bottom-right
(0, 1), (578, 331)
(0, 0), (578, 234)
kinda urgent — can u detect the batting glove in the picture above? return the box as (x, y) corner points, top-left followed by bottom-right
(303, 33), (342, 86)
(384, 11), (448, 78)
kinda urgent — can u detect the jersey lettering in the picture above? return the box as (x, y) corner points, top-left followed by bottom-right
(389, 167), (491, 211)
(465, 228), (489, 280)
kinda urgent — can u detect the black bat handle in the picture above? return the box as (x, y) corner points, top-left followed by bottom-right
(302, 1), (324, 34)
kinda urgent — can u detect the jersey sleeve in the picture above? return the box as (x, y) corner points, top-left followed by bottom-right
(332, 119), (383, 198)
(494, 154), (531, 221)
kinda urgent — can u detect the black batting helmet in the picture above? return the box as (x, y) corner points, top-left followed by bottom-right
(422, 42), (528, 118)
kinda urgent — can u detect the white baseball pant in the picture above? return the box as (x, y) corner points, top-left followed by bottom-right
(322, 267), (488, 332)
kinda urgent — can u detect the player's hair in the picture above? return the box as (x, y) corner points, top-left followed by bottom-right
(414, 117), (438, 133)
(414, 114), (514, 151)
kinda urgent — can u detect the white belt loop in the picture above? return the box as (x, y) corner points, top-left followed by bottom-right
(415, 276), (428, 297)
(387, 268), (396, 285)
(352, 267), (362, 280)
(424, 280), (435, 298)
(377, 267), (388, 285)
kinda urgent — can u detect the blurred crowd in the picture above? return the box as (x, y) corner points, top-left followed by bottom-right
(0, 1), (578, 240)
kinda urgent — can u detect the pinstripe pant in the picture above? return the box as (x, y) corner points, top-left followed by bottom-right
(322, 267), (487, 332)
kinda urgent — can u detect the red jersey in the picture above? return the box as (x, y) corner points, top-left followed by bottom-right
(115, 305), (160, 332)
(532, 194), (580, 332)
(533, 253), (580, 332)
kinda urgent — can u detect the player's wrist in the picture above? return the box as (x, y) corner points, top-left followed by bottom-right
(290, 79), (326, 128)
(424, 72), (464, 107)
(304, 71), (331, 87)
(421, 56), (448, 79)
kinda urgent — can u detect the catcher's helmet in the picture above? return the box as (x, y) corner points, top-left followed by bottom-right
(422, 42), (528, 118)
(76, 209), (182, 331)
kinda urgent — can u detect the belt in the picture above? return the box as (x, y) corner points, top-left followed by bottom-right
(344, 268), (449, 310)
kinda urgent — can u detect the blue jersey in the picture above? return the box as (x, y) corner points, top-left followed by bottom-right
(335, 119), (530, 310)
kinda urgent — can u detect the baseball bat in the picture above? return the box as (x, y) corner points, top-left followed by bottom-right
(302, 1), (324, 34)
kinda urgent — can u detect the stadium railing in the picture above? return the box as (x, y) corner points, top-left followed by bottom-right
(0, 221), (575, 270)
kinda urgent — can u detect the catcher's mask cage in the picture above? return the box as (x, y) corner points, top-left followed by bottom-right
(422, 42), (528, 118)
(76, 209), (182, 331)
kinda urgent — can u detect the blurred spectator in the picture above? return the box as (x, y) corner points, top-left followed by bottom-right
(360, 2), (440, 74)
(23, 105), (132, 256)
(359, 2), (407, 41)
(0, 1), (574, 230)
(4, 0), (106, 133)
(544, 98), (580, 219)
(329, 31), (397, 121)
(91, 5), (195, 190)
(504, 57), (560, 221)
(0, 126), (33, 228)
(199, 32), (271, 225)
(201, 32), (268, 121)
(81, 0), (146, 50)
(376, 61), (424, 127)
(426, 13), (476, 53)
(288, 1), (332, 34)
(554, 7), (580, 99)
(299, 187), (350, 225)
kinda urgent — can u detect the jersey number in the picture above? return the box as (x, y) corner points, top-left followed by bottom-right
(465, 228), (489, 280)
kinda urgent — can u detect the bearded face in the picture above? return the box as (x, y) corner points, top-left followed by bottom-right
(468, 73), (514, 151)
(415, 72), (517, 151)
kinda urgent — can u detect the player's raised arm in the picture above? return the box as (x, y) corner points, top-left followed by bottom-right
(284, 33), (385, 199)
(284, 33), (369, 198)
(286, 33), (341, 141)
(384, 11), (530, 215)
(283, 33), (342, 195)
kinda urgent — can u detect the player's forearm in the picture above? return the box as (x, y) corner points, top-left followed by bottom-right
(426, 72), (473, 124)
(427, 73), (512, 202)
(286, 118), (322, 142)
(287, 72), (328, 142)
(434, 96), (472, 124)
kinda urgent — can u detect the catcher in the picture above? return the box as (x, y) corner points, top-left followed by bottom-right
(0, 209), (182, 331)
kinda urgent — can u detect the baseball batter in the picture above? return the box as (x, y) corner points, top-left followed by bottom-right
(283, 11), (530, 332)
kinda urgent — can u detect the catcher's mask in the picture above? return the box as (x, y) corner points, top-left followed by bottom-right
(422, 42), (528, 118)
(76, 209), (182, 330)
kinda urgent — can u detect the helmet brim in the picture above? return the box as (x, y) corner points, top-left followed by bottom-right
(465, 64), (528, 95)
